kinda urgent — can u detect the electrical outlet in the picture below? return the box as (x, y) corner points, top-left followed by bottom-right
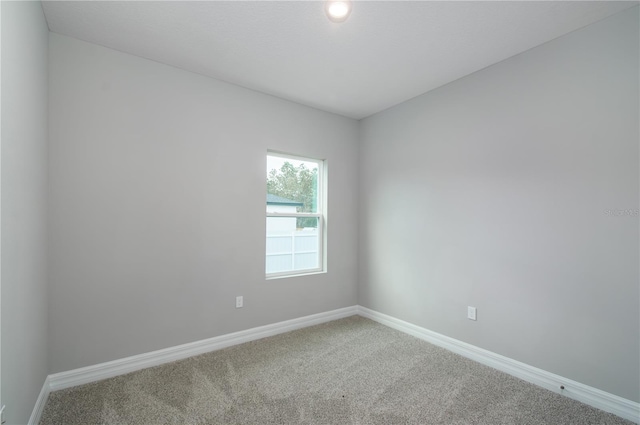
(467, 306), (477, 321)
(236, 296), (243, 308)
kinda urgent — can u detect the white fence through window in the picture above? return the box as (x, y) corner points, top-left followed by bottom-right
(266, 231), (319, 274)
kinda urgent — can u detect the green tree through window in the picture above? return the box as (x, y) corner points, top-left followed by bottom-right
(267, 161), (318, 228)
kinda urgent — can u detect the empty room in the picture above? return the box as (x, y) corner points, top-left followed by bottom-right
(2, 0), (639, 424)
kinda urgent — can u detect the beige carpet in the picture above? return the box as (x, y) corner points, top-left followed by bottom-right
(40, 316), (633, 424)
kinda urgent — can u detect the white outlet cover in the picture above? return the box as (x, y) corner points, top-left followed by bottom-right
(236, 296), (243, 308)
(468, 306), (477, 321)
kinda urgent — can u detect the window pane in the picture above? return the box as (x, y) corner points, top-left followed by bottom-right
(267, 155), (318, 214)
(266, 217), (320, 274)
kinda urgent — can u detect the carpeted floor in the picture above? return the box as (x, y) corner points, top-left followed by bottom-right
(40, 316), (633, 425)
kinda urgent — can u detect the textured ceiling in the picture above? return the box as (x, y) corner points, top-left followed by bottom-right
(42, 1), (638, 119)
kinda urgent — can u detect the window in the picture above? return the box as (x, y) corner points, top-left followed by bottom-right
(266, 152), (324, 278)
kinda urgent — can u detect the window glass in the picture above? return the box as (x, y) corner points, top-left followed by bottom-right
(266, 153), (323, 277)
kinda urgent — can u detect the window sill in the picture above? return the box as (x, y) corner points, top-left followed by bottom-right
(266, 270), (327, 280)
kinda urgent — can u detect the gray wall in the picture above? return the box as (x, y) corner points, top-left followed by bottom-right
(1, 2), (50, 424)
(48, 33), (359, 373)
(359, 8), (639, 403)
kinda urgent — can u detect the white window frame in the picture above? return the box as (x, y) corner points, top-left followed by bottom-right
(266, 151), (325, 279)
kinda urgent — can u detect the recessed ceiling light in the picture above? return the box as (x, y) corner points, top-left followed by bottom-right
(325, 0), (352, 23)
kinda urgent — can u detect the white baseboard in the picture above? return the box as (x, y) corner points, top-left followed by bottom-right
(28, 376), (50, 425)
(38, 304), (639, 424)
(48, 305), (358, 392)
(357, 306), (640, 424)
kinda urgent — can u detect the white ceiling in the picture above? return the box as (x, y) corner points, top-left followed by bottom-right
(42, 1), (638, 119)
